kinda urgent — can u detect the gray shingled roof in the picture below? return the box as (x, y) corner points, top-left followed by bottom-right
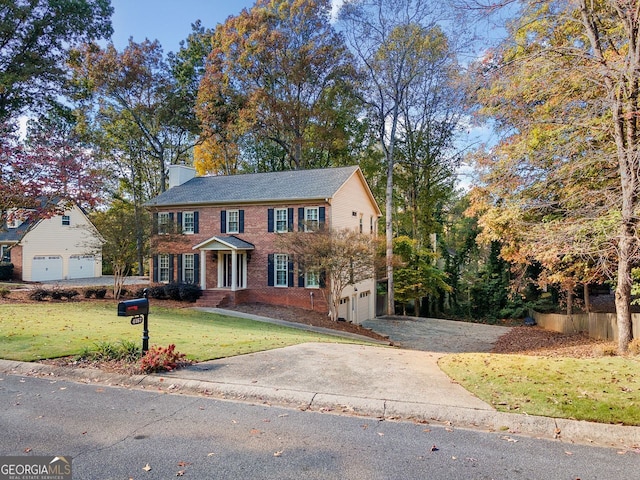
(146, 166), (360, 207)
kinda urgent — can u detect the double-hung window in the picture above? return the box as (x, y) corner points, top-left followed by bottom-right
(227, 210), (239, 233)
(183, 253), (195, 283)
(183, 212), (195, 234)
(62, 215), (70, 226)
(159, 254), (170, 282)
(158, 212), (171, 235)
(275, 254), (288, 287)
(275, 208), (288, 233)
(305, 270), (320, 288)
(305, 207), (319, 232)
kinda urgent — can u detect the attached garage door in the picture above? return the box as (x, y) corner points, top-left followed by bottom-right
(357, 290), (371, 323)
(32, 255), (63, 281)
(69, 255), (95, 279)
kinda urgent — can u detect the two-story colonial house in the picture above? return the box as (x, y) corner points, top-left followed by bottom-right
(146, 165), (381, 324)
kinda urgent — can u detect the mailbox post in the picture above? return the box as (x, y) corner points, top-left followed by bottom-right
(117, 289), (150, 353)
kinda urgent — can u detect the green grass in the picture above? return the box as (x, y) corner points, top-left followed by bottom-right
(439, 353), (640, 426)
(0, 302), (366, 362)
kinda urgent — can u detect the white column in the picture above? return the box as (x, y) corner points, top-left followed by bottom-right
(200, 250), (206, 289)
(231, 249), (237, 292)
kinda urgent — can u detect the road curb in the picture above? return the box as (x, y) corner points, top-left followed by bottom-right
(1, 359), (638, 449)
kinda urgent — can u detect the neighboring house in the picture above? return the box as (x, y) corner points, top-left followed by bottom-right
(0, 202), (104, 282)
(146, 165), (382, 324)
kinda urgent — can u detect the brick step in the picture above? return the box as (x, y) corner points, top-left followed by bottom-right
(196, 290), (229, 308)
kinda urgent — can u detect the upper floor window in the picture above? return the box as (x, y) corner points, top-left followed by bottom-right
(305, 207), (319, 232)
(61, 215), (70, 226)
(158, 212), (171, 234)
(183, 212), (195, 234)
(227, 209), (239, 233)
(275, 208), (288, 233)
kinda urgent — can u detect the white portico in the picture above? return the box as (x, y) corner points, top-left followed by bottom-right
(193, 236), (255, 291)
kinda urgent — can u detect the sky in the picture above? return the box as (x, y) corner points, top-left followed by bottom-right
(110, 0), (344, 54)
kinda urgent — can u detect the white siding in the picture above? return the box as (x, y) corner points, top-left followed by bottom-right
(20, 204), (103, 281)
(331, 172), (380, 232)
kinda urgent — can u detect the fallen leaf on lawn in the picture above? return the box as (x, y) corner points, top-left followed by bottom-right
(565, 451), (573, 456)
(142, 463), (151, 472)
(263, 419), (271, 423)
(250, 429), (261, 435)
(176, 470), (185, 476)
(423, 428), (431, 432)
(24, 448), (31, 453)
(278, 414), (288, 418)
(377, 432), (384, 436)
(177, 461), (191, 467)
(501, 436), (518, 443)
(445, 427), (454, 432)
(274, 451), (283, 457)
(207, 453), (215, 457)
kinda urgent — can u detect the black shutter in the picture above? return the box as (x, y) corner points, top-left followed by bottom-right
(220, 210), (227, 233)
(319, 207), (326, 230)
(169, 212), (174, 233)
(169, 254), (175, 282)
(288, 258), (294, 287)
(287, 208), (294, 232)
(177, 254), (183, 283)
(298, 264), (305, 287)
(267, 254), (274, 286)
(152, 213), (158, 235)
(177, 212), (183, 233)
(194, 253), (200, 285)
(239, 209), (244, 233)
(319, 270), (326, 288)
(298, 207), (304, 231)
(268, 208), (274, 232)
(194, 211), (199, 233)
(152, 255), (158, 283)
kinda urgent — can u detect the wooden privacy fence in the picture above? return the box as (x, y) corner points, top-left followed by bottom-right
(532, 311), (640, 341)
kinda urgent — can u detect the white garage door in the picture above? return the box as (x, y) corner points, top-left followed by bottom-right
(357, 290), (371, 323)
(69, 255), (95, 279)
(32, 255), (63, 281)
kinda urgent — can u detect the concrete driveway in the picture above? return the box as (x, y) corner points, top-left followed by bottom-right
(361, 315), (512, 353)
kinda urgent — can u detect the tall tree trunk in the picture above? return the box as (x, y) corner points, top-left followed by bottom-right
(386, 155), (394, 315)
(615, 226), (634, 353)
(583, 283), (590, 313)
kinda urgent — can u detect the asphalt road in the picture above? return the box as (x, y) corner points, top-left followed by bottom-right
(1, 375), (637, 480)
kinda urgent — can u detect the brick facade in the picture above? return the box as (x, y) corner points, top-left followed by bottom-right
(150, 203), (330, 314)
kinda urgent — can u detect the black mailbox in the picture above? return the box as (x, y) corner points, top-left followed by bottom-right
(117, 298), (149, 317)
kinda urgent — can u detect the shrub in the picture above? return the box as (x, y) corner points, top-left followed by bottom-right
(139, 344), (189, 373)
(78, 340), (141, 363)
(29, 288), (50, 301)
(94, 288), (107, 299)
(0, 262), (13, 281)
(179, 283), (202, 302)
(0, 287), (9, 298)
(164, 282), (182, 301)
(148, 285), (167, 299)
(84, 288), (95, 299)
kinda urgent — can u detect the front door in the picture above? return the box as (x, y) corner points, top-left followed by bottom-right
(220, 252), (246, 289)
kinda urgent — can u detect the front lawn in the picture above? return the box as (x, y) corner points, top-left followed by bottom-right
(439, 353), (640, 426)
(0, 302), (366, 362)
